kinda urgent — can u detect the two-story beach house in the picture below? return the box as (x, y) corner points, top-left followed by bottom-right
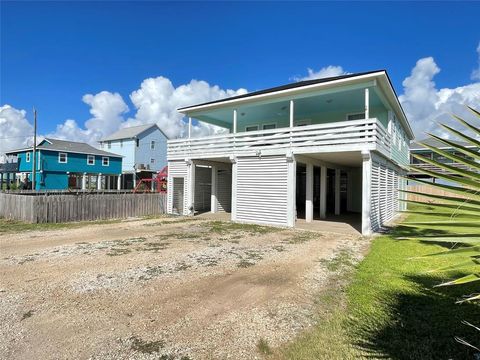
(6, 138), (122, 190)
(99, 124), (168, 189)
(166, 71), (414, 235)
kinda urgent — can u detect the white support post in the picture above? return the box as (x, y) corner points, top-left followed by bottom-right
(289, 100), (294, 128)
(117, 174), (122, 190)
(362, 150), (372, 236)
(230, 155), (237, 221)
(320, 165), (327, 219)
(286, 152), (296, 227)
(97, 174), (102, 190)
(188, 117), (192, 139)
(211, 165), (218, 213)
(233, 109), (237, 134)
(365, 88), (370, 119)
(335, 168), (341, 215)
(186, 160), (195, 216)
(133, 175), (137, 189)
(305, 163), (313, 222)
(82, 173), (87, 190)
(151, 175), (155, 191)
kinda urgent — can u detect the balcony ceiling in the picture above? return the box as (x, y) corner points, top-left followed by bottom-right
(192, 87), (385, 128)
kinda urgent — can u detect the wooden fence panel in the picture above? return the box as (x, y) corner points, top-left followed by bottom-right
(0, 192), (167, 223)
(407, 184), (466, 203)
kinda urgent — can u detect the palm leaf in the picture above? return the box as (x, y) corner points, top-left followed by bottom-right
(435, 273), (480, 287)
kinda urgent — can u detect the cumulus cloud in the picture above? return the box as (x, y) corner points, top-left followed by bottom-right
(471, 42), (480, 80)
(47, 77), (247, 143)
(292, 65), (348, 81)
(48, 91), (129, 143)
(399, 56), (480, 139)
(0, 105), (34, 157)
(123, 77), (247, 139)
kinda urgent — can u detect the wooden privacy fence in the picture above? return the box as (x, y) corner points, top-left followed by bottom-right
(407, 184), (466, 202)
(0, 192), (167, 223)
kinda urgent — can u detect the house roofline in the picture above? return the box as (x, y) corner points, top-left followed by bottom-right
(99, 123), (170, 142)
(5, 147), (124, 158)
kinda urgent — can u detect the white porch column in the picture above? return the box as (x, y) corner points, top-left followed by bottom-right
(320, 165), (327, 219)
(335, 168), (341, 215)
(365, 88), (370, 119)
(305, 163), (313, 222)
(233, 109), (237, 134)
(97, 174), (102, 190)
(362, 150), (372, 235)
(151, 175), (155, 191)
(82, 173), (87, 190)
(230, 155), (237, 221)
(211, 165), (218, 213)
(286, 151), (296, 227)
(133, 175), (137, 189)
(186, 160), (195, 215)
(117, 174), (122, 190)
(289, 100), (294, 128)
(188, 117), (192, 139)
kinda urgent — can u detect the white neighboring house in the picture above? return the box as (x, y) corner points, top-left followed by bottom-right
(99, 124), (168, 189)
(166, 70), (414, 235)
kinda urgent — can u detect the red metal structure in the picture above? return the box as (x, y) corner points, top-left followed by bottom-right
(133, 166), (168, 193)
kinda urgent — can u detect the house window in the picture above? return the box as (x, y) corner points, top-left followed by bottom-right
(26, 152), (31, 162)
(150, 158), (155, 164)
(346, 113), (365, 121)
(136, 139), (140, 147)
(245, 125), (259, 132)
(87, 155), (95, 165)
(150, 140), (155, 150)
(262, 124), (276, 130)
(102, 157), (109, 166)
(58, 153), (68, 164)
(107, 141), (111, 149)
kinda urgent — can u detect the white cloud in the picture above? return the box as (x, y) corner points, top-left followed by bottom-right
(471, 42), (480, 80)
(46, 77), (247, 143)
(48, 91), (129, 143)
(0, 105), (34, 157)
(293, 65), (348, 81)
(399, 56), (480, 139)
(124, 77), (247, 139)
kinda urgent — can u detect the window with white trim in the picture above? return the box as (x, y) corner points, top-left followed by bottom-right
(245, 125), (259, 132)
(150, 158), (155, 164)
(58, 153), (67, 164)
(87, 155), (95, 165)
(26, 152), (31, 162)
(102, 157), (109, 166)
(150, 140), (155, 150)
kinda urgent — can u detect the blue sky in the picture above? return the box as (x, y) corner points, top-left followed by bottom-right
(1, 1), (479, 146)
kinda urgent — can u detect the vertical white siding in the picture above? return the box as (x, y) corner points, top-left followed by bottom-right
(167, 160), (188, 215)
(370, 153), (403, 232)
(235, 156), (289, 226)
(216, 168), (232, 212)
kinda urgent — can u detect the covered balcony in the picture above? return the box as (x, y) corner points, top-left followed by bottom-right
(168, 80), (394, 161)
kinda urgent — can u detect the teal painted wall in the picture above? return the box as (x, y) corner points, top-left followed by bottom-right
(40, 150), (121, 174)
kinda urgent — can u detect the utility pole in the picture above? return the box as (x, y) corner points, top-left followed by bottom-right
(32, 108), (37, 191)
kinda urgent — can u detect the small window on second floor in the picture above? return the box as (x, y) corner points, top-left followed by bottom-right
(87, 155), (95, 165)
(151, 140), (155, 150)
(263, 124), (276, 130)
(102, 157), (109, 166)
(26, 152), (31, 162)
(150, 158), (155, 164)
(346, 113), (365, 121)
(58, 153), (67, 164)
(245, 125), (259, 132)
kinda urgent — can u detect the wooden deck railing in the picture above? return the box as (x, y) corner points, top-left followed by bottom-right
(168, 118), (391, 160)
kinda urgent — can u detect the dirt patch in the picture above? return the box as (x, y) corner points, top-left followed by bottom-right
(0, 216), (367, 359)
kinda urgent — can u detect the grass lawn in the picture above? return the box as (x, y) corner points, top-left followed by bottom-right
(276, 206), (480, 360)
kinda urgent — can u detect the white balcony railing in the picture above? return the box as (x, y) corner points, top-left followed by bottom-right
(167, 118), (391, 160)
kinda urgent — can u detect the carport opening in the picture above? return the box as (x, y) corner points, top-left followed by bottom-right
(194, 165), (212, 214)
(172, 177), (185, 215)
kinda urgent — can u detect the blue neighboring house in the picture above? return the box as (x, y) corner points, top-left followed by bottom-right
(99, 123), (168, 189)
(6, 138), (123, 190)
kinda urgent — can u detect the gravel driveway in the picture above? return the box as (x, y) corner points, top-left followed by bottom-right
(0, 216), (366, 359)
